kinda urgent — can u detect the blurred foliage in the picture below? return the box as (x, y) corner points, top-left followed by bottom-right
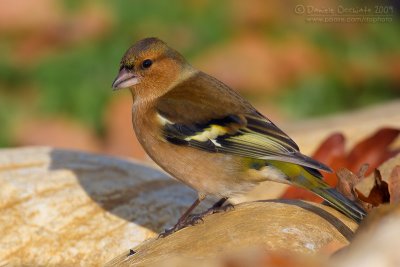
(280, 20), (400, 117)
(0, 0), (399, 146)
(32, 0), (232, 134)
(281, 76), (398, 118)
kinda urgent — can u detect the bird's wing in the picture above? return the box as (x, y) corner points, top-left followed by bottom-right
(156, 72), (332, 172)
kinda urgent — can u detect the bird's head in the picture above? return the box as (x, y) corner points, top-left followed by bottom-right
(112, 37), (193, 101)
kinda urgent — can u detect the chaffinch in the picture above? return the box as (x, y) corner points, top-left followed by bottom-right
(112, 37), (366, 235)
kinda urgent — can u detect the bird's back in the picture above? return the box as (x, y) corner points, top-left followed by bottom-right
(156, 71), (254, 124)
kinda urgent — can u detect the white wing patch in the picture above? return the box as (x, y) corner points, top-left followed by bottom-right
(210, 139), (222, 147)
(157, 113), (174, 126)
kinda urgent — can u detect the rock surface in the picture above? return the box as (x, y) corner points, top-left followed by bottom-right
(0, 147), (359, 266)
(105, 201), (357, 267)
(331, 205), (400, 267)
(0, 147), (211, 266)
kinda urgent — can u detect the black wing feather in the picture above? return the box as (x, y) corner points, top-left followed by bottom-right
(160, 113), (332, 172)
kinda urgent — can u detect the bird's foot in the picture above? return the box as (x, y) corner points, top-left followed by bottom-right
(203, 202), (235, 216)
(158, 215), (203, 238)
(190, 202), (235, 222)
(158, 226), (178, 238)
(158, 201), (234, 238)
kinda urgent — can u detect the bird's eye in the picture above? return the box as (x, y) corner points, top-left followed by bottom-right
(142, 59), (153, 69)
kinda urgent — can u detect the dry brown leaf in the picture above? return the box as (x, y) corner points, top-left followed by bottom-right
(389, 166), (400, 203)
(346, 128), (400, 175)
(336, 168), (358, 201)
(312, 133), (347, 186)
(356, 170), (390, 208)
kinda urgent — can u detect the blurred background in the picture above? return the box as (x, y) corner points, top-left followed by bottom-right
(1, 0), (399, 161)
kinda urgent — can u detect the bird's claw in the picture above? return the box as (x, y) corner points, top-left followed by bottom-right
(204, 203), (235, 216)
(187, 214), (204, 225)
(158, 215), (204, 238)
(221, 203), (235, 212)
(158, 227), (175, 238)
(158, 203), (234, 238)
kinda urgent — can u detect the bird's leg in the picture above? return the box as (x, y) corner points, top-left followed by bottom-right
(210, 197), (231, 210)
(159, 194), (206, 238)
(206, 196), (233, 213)
(204, 197), (233, 214)
(187, 197), (234, 224)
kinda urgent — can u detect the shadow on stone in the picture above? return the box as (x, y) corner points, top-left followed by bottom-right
(48, 149), (211, 233)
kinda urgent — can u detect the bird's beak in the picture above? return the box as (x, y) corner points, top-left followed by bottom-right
(112, 68), (139, 90)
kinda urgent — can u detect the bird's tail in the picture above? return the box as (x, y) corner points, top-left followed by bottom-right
(267, 161), (367, 223)
(310, 185), (366, 223)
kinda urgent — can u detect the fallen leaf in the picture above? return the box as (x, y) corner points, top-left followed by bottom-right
(389, 166), (400, 203)
(356, 170), (390, 207)
(312, 133), (347, 187)
(336, 168), (358, 201)
(346, 128), (400, 175)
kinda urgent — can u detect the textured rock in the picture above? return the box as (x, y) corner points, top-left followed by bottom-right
(0, 147), (211, 266)
(331, 205), (400, 267)
(105, 201), (358, 267)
